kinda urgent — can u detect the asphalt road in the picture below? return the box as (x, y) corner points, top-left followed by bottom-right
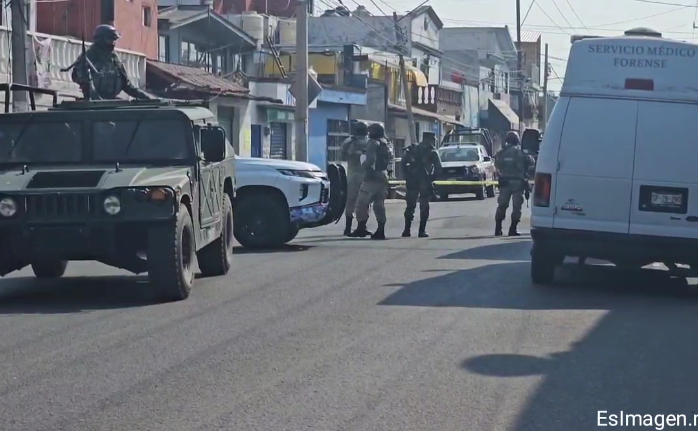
(1, 195), (698, 431)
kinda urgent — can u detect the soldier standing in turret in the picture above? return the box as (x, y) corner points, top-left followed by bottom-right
(70, 25), (152, 101)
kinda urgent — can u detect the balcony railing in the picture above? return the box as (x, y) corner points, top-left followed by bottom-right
(0, 26), (146, 109)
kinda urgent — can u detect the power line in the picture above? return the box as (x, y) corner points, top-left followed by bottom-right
(564, 0), (589, 30)
(550, 0), (577, 30)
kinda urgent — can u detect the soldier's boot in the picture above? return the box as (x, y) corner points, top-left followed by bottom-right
(343, 216), (353, 236)
(371, 223), (386, 240)
(402, 219), (412, 237)
(508, 220), (520, 236)
(347, 221), (372, 238)
(418, 220), (429, 238)
(495, 218), (504, 236)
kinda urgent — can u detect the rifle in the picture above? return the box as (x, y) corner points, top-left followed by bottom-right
(61, 34), (100, 100)
(524, 175), (531, 207)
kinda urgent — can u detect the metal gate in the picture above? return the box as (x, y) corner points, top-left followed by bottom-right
(269, 122), (287, 159)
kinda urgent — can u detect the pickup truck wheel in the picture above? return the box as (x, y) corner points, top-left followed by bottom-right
(284, 224), (300, 244)
(531, 244), (557, 285)
(475, 182), (486, 200)
(31, 260), (68, 279)
(486, 184), (496, 198)
(197, 195), (234, 277)
(439, 193), (449, 201)
(147, 204), (195, 302)
(234, 194), (289, 249)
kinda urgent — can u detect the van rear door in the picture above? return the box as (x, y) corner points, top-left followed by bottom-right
(630, 101), (698, 239)
(553, 97), (638, 233)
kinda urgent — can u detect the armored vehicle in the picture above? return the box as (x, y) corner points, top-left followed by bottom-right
(0, 84), (234, 302)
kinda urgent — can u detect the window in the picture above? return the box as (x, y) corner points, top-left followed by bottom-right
(93, 120), (190, 162)
(158, 35), (169, 62)
(326, 119), (350, 164)
(142, 7), (152, 27)
(0, 121), (82, 163)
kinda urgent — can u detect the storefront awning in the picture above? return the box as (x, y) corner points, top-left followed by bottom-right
(488, 98), (520, 130)
(388, 103), (463, 125)
(367, 54), (428, 87)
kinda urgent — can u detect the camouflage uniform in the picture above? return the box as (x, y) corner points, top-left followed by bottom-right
(494, 131), (534, 236)
(401, 138), (442, 237)
(340, 121), (370, 235)
(71, 25), (151, 101)
(348, 123), (393, 240)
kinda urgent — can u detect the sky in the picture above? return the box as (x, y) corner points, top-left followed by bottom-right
(314, 0), (698, 92)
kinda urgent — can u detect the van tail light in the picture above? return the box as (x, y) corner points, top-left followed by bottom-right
(533, 173), (552, 207)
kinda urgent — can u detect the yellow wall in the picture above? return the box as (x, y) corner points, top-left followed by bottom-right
(264, 53), (339, 77)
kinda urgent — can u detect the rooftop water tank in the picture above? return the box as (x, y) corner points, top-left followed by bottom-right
(240, 11), (265, 41)
(278, 19), (297, 45)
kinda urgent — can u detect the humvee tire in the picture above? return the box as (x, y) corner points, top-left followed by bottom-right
(31, 260), (68, 279)
(147, 204), (195, 301)
(198, 195), (234, 277)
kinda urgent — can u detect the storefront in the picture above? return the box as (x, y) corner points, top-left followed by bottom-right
(308, 87), (367, 170)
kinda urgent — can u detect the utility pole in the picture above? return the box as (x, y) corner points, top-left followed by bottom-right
(516, 0), (523, 132)
(393, 11), (418, 146)
(294, 0), (309, 162)
(542, 43), (549, 131)
(10, 0), (29, 112)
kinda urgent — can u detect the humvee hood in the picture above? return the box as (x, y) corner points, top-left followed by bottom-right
(0, 166), (192, 191)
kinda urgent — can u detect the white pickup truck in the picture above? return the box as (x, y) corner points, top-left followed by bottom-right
(232, 157), (347, 249)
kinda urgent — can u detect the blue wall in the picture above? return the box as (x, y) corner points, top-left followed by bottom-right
(309, 102), (349, 170)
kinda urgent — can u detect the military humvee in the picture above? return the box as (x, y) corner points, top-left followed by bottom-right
(0, 84), (234, 302)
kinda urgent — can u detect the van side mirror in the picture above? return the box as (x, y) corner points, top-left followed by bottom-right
(201, 126), (226, 162)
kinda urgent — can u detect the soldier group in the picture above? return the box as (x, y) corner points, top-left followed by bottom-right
(79, 26), (533, 239)
(340, 127), (533, 239)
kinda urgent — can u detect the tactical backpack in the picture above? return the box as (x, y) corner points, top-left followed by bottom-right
(374, 139), (394, 171)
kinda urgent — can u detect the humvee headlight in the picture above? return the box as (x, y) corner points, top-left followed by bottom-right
(0, 197), (17, 217)
(103, 195), (121, 215)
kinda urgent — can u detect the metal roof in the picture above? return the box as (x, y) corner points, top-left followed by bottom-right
(510, 30), (542, 43)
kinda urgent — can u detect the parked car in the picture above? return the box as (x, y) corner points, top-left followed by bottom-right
(434, 143), (497, 200)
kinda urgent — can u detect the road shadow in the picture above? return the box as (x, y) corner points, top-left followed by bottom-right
(0, 275), (160, 314)
(380, 239), (698, 310)
(462, 308), (698, 430)
(430, 234), (530, 241)
(233, 244), (315, 254)
(438, 239), (533, 261)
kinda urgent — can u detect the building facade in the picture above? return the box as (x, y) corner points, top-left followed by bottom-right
(36, 0), (158, 59)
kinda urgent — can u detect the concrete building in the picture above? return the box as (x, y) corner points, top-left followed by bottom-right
(37, 0), (158, 59)
(151, 5), (283, 158)
(441, 26), (521, 151)
(307, 5), (464, 152)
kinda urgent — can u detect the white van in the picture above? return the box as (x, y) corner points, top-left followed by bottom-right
(529, 27), (698, 284)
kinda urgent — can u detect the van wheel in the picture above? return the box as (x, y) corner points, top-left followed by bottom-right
(31, 260), (68, 278)
(531, 245), (557, 284)
(486, 184), (496, 198)
(197, 194), (233, 277)
(234, 194), (290, 249)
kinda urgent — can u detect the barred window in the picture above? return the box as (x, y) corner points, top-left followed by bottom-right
(326, 119), (350, 165)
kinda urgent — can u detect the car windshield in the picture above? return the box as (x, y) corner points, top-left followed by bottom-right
(0, 120), (82, 163)
(438, 147), (480, 162)
(93, 119), (190, 162)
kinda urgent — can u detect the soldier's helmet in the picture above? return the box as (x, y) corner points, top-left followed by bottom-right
(351, 121), (368, 136)
(367, 122), (385, 139)
(94, 25), (121, 46)
(504, 131), (521, 146)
